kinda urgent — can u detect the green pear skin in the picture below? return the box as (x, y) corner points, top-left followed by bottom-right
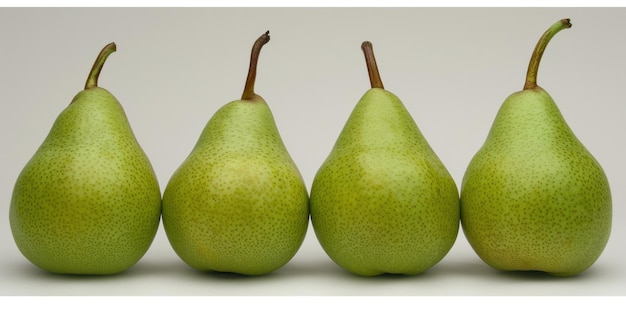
(310, 42), (459, 276)
(460, 19), (611, 276)
(162, 32), (309, 276)
(10, 43), (162, 275)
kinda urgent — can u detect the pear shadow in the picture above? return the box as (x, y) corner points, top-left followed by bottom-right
(199, 270), (269, 280)
(331, 266), (435, 282)
(493, 267), (595, 282)
(11, 257), (197, 282)
(170, 264), (288, 283)
(9, 260), (122, 281)
(366, 272), (429, 280)
(196, 260), (344, 281)
(3, 261), (131, 295)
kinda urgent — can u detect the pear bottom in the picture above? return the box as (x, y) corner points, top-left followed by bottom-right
(313, 224), (459, 277)
(462, 223), (609, 277)
(461, 169), (611, 277)
(162, 159), (310, 276)
(10, 202), (161, 276)
(163, 208), (308, 276)
(461, 195), (611, 277)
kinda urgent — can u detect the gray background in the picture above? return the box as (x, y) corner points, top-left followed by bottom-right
(1, 8), (624, 295)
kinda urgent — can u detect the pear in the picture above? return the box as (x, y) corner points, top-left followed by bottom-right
(10, 43), (162, 275)
(162, 31), (309, 276)
(310, 41), (460, 276)
(460, 19), (611, 276)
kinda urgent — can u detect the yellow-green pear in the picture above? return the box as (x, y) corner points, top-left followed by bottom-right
(310, 41), (460, 276)
(10, 43), (162, 275)
(460, 19), (611, 276)
(162, 31), (309, 276)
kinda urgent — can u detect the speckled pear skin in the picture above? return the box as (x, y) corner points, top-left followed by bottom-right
(162, 95), (309, 276)
(460, 87), (611, 276)
(310, 88), (460, 276)
(10, 87), (162, 275)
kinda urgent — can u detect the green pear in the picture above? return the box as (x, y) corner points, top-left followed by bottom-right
(310, 41), (460, 276)
(162, 31), (309, 276)
(10, 43), (162, 275)
(460, 19), (611, 276)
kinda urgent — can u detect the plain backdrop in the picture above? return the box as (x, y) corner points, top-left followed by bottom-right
(1, 7), (625, 296)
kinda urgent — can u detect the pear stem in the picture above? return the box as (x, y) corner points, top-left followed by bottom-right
(523, 19), (572, 90)
(85, 42), (117, 90)
(361, 41), (384, 89)
(241, 31), (270, 101)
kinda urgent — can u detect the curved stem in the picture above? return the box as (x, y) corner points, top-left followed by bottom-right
(361, 41), (384, 89)
(241, 31), (270, 100)
(85, 42), (117, 89)
(524, 19), (572, 90)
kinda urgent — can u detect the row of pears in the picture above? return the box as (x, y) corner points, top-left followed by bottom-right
(10, 19), (611, 277)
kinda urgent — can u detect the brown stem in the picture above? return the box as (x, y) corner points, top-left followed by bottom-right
(85, 42), (116, 89)
(241, 31), (270, 100)
(361, 41), (384, 89)
(523, 19), (572, 90)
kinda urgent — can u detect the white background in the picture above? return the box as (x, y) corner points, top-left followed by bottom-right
(1, 7), (625, 296)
